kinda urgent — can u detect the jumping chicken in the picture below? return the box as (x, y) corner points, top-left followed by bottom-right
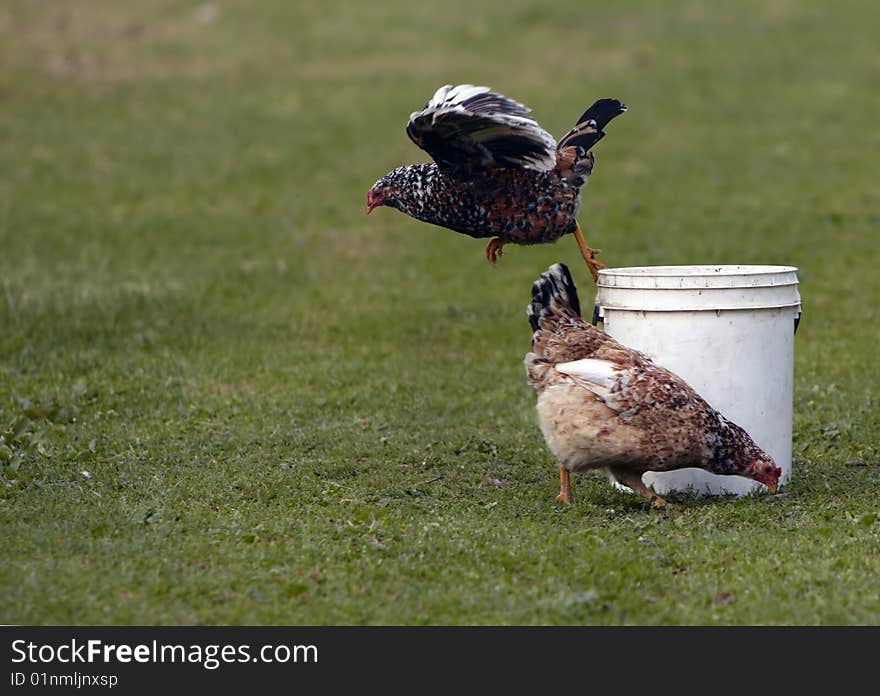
(525, 263), (781, 505)
(367, 85), (626, 281)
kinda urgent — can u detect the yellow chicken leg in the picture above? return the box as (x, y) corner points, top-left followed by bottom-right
(573, 222), (607, 282)
(610, 468), (668, 508)
(555, 467), (572, 505)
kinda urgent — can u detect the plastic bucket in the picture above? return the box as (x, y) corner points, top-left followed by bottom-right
(594, 265), (801, 496)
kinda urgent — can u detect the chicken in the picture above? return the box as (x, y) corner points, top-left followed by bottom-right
(367, 84), (626, 281)
(525, 263), (781, 506)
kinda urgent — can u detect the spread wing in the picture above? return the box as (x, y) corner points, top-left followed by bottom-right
(406, 84), (557, 173)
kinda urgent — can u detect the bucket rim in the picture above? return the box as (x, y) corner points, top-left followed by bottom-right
(598, 264), (799, 277)
(598, 302), (802, 312)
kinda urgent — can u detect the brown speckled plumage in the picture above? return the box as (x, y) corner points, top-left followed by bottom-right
(367, 85), (625, 256)
(373, 164), (580, 245)
(525, 264), (781, 503)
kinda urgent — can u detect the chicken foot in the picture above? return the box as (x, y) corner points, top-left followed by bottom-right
(609, 468), (667, 508)
(573, 222), (607, 282)
(555, 467), (572, 505)
(485, 237), (506, 266)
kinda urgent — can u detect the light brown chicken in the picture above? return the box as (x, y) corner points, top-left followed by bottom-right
(525, 263), (781, 506)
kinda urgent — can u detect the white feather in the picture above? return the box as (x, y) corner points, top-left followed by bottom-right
(425, 84), (453, 108)
(425, 84), (492, 110)
(555, 359), (621, 388)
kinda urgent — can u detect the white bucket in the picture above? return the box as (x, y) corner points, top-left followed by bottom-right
(594, 265), (801, 496)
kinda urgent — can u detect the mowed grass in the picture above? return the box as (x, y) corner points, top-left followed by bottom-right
(1, 0), (879, 625)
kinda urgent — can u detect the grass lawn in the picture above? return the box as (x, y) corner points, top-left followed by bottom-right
(1, 0), (879, 625)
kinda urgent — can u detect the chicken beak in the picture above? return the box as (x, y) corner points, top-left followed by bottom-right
(366, 190), (379, 214)
(766, 482), (778, 495)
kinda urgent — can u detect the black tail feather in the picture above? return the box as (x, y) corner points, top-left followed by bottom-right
(527, 263), (583, 333)
(575, 98), (627, 130)
(556, 99), (626, 172)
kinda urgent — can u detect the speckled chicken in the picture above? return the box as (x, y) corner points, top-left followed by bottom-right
(525, 263), (781, 505)
(367, 85), (626, 281)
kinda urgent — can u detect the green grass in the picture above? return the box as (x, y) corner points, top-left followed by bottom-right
(1, 0), (879, 625)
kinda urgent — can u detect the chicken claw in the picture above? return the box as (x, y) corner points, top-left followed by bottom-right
(485, 237), (506, 266)
(573, 222), (607, 282)
(555, 467), (572, 505)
